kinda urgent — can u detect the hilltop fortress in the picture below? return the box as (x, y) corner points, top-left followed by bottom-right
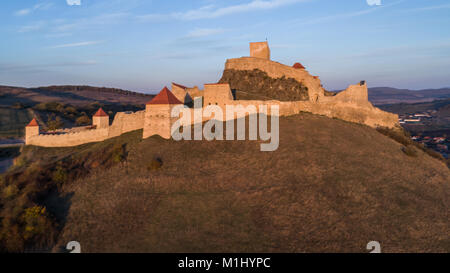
(25, 42), (399, 148)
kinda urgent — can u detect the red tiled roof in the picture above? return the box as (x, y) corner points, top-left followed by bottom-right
(313, 76), (319, 79)
(172, 82), (188, 90)
(147, 87), (183, 105)
(26, 118), (39, 127)
(93, 108), (108, 117)
(293, 63), (305, 69)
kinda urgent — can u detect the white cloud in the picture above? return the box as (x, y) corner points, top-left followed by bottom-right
(14, 3), (53, 16)
(292, 0), (404, 26)
(18, 21), (46, 33)
(49, 41), (103, 49)
(138, 0), (309, 21)
(66, 0), (81, 6)
(405, 3), (450, 12)
(15, 9), (31, 16)
(186, 28), (226, 38)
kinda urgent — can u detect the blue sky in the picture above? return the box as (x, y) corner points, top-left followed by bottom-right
(0, 0), (449, 94)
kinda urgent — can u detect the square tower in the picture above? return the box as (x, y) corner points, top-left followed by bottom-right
(203, 83), (234, 107)
(250, 41), (270, 60)
(143, 87), (183, 139)
(25, 118), (40, 145)
(92, 108), (109, 128)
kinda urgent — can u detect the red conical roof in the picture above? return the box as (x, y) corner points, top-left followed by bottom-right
(147, 87), (183, 105)
(26, 118), (39, 127)
(93, 108), (108, 117)
(293, 62), (305, 69)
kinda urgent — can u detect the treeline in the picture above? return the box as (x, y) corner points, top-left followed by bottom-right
(32, 86), (151, 97)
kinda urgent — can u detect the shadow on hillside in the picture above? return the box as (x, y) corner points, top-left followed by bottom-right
(42, 190), (74, 231)
(30, 88), (114, 105)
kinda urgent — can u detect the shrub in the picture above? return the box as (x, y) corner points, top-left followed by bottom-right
(52, 165), (68, 185)
(65, 106), (78, 114)
(20, 206), (54, 243)
(112, 144), (127, 163)
(14, 157), (27, 168)
(376, 127), (411, 146)
(402, 145), (418, 157)
(148, 158), (163, 171)
(75, 115), (91, 126)
(47, 116), (64, 131)
(3, 184), (19, 199)
(422, 148), (445, 161)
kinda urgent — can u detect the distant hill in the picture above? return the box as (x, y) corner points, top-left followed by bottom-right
(1, 113), (448, 252)
(378, 98), (450, 135)
(0, 85), (154, 107)
(378, 98), (450, 115)
(367, 87), (450, 105)
(0, 85), (154, 139)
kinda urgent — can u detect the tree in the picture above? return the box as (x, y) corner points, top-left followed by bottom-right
(76, 115), (91, 126)
(47, 116), (64, 131)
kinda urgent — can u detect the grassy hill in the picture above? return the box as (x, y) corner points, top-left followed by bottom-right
(1, 113), (448, 253)
(0, 85), (153, 107)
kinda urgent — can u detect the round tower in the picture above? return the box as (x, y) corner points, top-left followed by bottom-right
(92, 108), (109, 129)
(25, 118), (40, 145)
(143, 86), (183, 139)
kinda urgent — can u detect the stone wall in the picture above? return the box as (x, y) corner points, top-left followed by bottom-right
(26, 128), (109, 147)
(173, 98), (398, 129)
(108, 110), (145, 138)
(26, 110), (145, 147)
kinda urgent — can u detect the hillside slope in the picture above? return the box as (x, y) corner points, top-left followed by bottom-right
(0, 85), (153, 107)
(50, 113), (449, 253)
(368, 87), (450, 105)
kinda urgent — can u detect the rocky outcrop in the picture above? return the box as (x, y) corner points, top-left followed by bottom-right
(219, 68), (309, 101)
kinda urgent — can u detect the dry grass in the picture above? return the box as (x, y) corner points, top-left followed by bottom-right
(52, 113), (449, 253)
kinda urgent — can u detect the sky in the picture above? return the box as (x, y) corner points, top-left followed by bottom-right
(0, 0), (449, 94)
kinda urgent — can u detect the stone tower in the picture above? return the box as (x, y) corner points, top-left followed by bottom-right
(93, 108), (109, 129)
(25, 118), (39, 144)
(143, 87), (183, 139)
(250, 41), (270, 60)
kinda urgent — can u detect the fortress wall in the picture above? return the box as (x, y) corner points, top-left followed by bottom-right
(225, 57), (325, 102)
(173, 99), (397, 129)
(172, 84), (188, 103)
(203, 84), (234, 106)
(320, 83), (371, 107)
(109, 110), (145, 138)
(299, 101), (398, 128)
(27, 128), (109, 147)
(172, 84), (204, 105)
